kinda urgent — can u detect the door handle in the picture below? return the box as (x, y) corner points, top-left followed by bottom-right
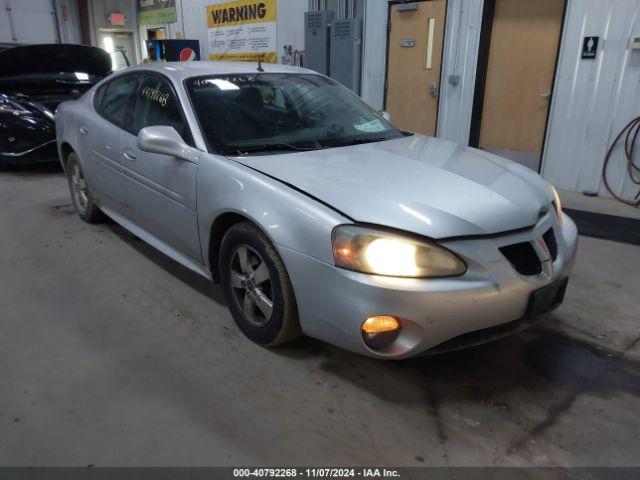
(79, 126), (88, 135)
(123, 149), (136, 161)
(429, 82), (438, 97)
(540, 91), (552, 99)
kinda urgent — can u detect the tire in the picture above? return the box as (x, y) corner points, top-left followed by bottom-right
(220, 222), (302, 346)
(66, 152), (103, 223)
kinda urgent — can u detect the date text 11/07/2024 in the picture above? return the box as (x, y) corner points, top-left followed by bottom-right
(232, 468), (401, 478)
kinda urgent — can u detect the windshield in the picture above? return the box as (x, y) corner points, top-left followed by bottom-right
(185, 73), (407, 155)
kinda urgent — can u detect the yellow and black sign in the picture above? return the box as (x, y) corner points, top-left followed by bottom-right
(206, 0), (277, 63)
(207, 0), (276, 28)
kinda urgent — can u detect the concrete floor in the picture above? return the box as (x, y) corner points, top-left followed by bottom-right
(1, 165), (639, 467)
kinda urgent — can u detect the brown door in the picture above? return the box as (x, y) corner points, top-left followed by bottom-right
(479, 0), (565, 170)
(385, 0), (447, 136)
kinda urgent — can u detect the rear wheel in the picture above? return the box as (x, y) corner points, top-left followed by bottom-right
(220, 222), (301, 346)
(66, 152), (103, 223)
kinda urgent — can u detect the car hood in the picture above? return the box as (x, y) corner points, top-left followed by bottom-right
(233, 135), (554, 239)
(0, 44), (111, 78)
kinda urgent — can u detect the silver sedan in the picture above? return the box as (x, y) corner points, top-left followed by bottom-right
(55, 62), (577, 359)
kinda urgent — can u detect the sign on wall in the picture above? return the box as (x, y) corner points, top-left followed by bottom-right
(206, 0), (277, 63)
(581, 36), (599, 60)
(138, 0), (177, 26)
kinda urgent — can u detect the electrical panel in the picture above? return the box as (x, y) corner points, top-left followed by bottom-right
(329, 18), (363, 94)
(304, 10), (334, 75)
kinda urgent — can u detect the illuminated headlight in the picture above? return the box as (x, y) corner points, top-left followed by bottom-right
(550, 185), (563, 224)
(332, 225), (467, 278)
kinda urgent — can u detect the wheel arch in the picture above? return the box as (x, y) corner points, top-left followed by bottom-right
(208, 211), (272, 283)
(59, 142), (75, 170)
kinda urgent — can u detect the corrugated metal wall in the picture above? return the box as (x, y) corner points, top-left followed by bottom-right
(0, 0), (59, 43)
(436, 0), (483, 144)
(542, 0), (640, 201)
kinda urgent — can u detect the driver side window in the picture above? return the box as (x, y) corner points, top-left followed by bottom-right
(131, 74), (193, 146)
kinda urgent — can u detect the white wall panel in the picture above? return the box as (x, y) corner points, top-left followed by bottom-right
(542, 0), (640, 200)
(1, 0), (58, 44)
(0, 0), (12, 42)
(56, 0), (82, 44)
(436, 0), (483, 144)
(360, 0), (388, 109)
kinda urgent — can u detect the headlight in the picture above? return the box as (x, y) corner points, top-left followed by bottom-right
(332, 225), (467, 278)
(550, 185), (563, 224)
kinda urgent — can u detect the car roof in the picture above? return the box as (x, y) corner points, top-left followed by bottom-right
(125, 61), (318, 81)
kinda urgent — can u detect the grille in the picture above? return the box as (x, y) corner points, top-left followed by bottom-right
(499, 242), (542, 276)
(543, 228), (558, 261)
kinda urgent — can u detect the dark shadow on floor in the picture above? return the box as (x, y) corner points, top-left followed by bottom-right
(275, 322), (640, 408)
(565, 208), (640, 246)
(1, 161), (63, 176)
(108, 222), (227, 306)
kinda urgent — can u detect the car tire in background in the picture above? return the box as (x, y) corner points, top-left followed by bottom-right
(220, 222), (302, 346)
(66, 152), (103, 223)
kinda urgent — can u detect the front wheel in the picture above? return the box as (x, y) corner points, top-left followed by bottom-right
(66, 152), (103, 223)
(220, 222), (301, 346)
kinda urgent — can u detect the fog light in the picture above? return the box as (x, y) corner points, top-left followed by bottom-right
(362, 316), (400, 334)
(362, 316), (401, 351)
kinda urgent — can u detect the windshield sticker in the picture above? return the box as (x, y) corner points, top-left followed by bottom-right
(141, 86), (170, 107)
(354, 119), (386, 133)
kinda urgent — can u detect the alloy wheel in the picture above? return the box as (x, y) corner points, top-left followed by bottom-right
(230, 245), (274, 327)
(71, 163), (88, 213)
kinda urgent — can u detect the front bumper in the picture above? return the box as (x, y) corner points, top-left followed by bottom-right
(279, 212), (578, 359)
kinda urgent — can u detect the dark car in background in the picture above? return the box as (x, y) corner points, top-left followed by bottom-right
(0, 44), (123, 169)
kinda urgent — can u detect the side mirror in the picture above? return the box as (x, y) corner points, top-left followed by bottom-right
(380, 110), (392, 122)
(137, 126), (192, 161)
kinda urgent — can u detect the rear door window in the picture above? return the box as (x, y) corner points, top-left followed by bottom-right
(96, 74), (139, 129)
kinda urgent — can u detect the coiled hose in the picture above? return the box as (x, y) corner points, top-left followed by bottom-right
(602, 116), (640, 206)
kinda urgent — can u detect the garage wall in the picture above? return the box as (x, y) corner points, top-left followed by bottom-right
(0, 0), (81, 44)
(436, 0), (483, 145)
(360, 0), (387, 110)
(89, 0), (140, 60)
(542, 0), (640, 201)
(56, 0), (83, 44)
(360, 0), (483, 143)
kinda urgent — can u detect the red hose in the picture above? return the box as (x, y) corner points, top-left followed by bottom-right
(602, 116), (640, 206)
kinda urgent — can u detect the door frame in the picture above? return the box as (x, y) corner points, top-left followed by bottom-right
(383, 0), (449, 136)
(98, 28), (139, 64)
(468, 0), (569, 173)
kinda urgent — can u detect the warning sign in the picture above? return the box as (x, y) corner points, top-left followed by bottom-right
(206, 0), (277, 63)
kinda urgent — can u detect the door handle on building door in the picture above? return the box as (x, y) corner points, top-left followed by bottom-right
(429, 82), (438, 97)
(540, 91), (552, 99)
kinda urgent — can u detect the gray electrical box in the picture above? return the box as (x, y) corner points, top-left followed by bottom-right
(305, 10), (334, 75)
(329, 18), (363, 94)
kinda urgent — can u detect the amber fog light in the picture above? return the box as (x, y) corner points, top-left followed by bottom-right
(362, 316), (401, 350)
